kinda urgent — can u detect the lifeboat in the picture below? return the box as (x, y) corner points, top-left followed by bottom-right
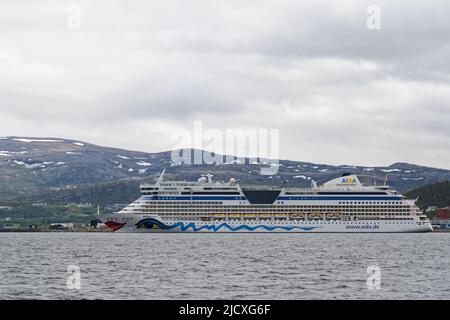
(274, 213), (286, 219)
(243, 213), (257, 219)
(308, 212), (323, 219)
(212, 213), (225, 219)
(228, 213), (242, 219)
(289, 213), (305, 219)
(259, 213), (272, 219)
(326, 212), (341, 219)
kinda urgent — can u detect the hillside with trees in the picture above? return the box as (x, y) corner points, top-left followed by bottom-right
(405, 181), (450, 209)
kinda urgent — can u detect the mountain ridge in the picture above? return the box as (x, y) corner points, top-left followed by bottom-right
(3, 136), (448, 171)
(1, 136), (450, 204)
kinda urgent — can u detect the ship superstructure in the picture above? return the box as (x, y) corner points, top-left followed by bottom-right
(100, 170), (432, 233)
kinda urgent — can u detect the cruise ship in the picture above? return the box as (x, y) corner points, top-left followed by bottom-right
(100, 170), (432, 233)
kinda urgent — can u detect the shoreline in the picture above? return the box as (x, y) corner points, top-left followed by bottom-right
(0, 228), (448, 233)
(0, 228), (112, 233)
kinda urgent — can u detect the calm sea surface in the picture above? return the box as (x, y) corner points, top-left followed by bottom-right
(0, 232), (448, 299)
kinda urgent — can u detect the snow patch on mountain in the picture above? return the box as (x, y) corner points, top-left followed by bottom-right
(380, 169), (402, 172)
(12, 160), (46, 169)
(13, 138), (62, 143)
(0, 150), (28, 156)
(136, 161), (152, 166)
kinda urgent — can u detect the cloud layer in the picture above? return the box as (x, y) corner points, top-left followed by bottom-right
(1, 0), (449, 168)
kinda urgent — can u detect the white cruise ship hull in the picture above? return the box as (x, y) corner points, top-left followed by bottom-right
(100, 173), (433, 234)
(101, 215), (433, 233)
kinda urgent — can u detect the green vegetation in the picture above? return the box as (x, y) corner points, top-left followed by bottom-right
(2, 179), (142, 207)
(0, 204), (110, 228)
(405, 180), (450, 209)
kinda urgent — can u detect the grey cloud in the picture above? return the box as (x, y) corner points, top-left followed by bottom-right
(0, 0), (449, 169)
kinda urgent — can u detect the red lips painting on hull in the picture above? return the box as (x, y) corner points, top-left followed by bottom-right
(104, 221), (126, 231)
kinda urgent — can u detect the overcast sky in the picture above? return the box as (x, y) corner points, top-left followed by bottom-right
(1, 0), (449, 169)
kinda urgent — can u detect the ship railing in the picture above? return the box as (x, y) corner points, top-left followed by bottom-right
(239, 185), (283, 191)
(140, 181), (239, 188)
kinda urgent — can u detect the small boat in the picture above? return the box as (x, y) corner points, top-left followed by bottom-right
(289, 213), (305, 219)
(228, 213), (242, 218)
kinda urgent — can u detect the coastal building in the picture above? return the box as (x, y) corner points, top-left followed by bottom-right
(65, 202), (92, 208)
(431, 206), (450, 229)
(49, 223), (74, 230)
(425, 205), (437, 213)
(90, 218), (107, 229)
(90, 219), (100, 227)
(105, 204), (128, 211)
(0, 223), (20, 229)
(32, 202), (48, 206)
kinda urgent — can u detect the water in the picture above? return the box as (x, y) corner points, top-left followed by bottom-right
(0, 233), (448, 299)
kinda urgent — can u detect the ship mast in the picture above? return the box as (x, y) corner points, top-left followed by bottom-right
(156, 168), (166, 186)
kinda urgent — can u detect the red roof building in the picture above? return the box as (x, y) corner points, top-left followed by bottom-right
(435, 206), (450, 219)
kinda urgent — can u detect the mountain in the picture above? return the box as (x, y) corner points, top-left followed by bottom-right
(404, 181), (450, 209)
(0, 137), (170, 201)
(1, 136), (450, 205)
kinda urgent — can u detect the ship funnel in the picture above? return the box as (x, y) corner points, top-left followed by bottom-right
(206, 173), (213, 183)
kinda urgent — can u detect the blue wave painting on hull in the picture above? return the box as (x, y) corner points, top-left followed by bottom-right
(135, 218), (319, 232)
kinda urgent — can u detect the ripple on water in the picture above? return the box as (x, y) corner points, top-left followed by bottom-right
(0, 233), (449, 299)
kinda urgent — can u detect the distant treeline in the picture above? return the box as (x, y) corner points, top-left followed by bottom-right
(405, 180), (450, 209)
(4, 178), (142, 207)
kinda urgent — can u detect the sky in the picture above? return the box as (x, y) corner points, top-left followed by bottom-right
(1, 0), (449, 169)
